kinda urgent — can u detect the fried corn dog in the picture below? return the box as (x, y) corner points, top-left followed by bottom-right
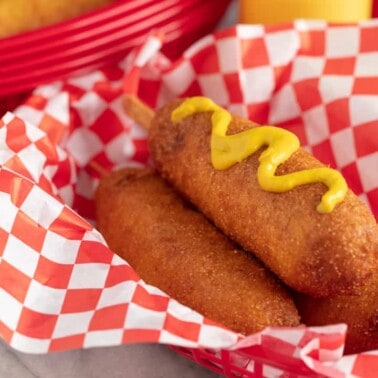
(295, 271), (378, 354)
(147, 98), (378, 298)
(0, 0), (114, 38)
(95, 168), (300, 334)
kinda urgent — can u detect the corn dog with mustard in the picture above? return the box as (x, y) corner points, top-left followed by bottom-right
(144, 96), (378, 298)
(95, 168), (300, 334)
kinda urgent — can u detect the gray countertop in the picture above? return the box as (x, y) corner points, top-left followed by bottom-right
(1, 340), (221, 378)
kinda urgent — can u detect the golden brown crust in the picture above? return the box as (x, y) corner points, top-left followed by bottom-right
(0, 0), (114, 38)
(295, 272), (378, 354)
(148, 99), (378, 297)
(95, 168), (300, 334)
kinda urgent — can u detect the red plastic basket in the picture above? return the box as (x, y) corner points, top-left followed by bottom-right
(0, 0), (231, 114)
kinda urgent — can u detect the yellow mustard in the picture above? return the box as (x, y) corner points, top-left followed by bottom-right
(171, 96), (347, 213)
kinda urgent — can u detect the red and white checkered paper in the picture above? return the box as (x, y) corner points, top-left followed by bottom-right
(1, 22), (378, 377)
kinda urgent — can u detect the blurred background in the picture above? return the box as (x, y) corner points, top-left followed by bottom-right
(1, 0), (377, 115)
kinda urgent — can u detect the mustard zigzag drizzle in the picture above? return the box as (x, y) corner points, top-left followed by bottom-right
(171, 96), (347, 213)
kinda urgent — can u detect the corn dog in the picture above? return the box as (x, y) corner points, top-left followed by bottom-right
(0, 0), (115, 38)
(95, 168), (300, 334)
(295, 272), (378, 354)
(145, 97), (378, 298)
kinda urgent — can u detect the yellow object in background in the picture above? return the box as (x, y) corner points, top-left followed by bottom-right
(0, 0), (115, 38)
(240, 0), (373, 24)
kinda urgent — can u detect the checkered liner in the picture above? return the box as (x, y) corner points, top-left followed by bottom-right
(0, 22), (377, 377)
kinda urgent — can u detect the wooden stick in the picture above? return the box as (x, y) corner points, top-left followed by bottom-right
(89, 161), (110, 178)
(123, 95), (155, 130)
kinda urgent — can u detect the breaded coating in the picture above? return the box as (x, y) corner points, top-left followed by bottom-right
(295, 272), (378, 354)
(148, 99), (378, 298)
(95, 168), (300, 335)
(0, 0), (114, 38)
